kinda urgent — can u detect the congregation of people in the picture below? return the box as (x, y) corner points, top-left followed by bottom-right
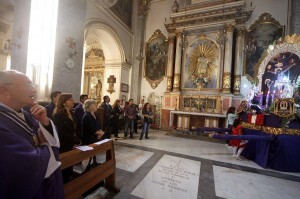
(0, 70), (155, 198)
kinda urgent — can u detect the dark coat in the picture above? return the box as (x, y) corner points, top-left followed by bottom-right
(53, 112), (80, 153)
(82, 112), (101, 145)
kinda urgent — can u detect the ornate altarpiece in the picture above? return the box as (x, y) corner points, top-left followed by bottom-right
(83, 48), (105, 101)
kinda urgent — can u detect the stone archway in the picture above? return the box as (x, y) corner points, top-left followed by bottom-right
(83, 20), (125, 103)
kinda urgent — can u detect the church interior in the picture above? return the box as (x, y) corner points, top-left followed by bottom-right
(1, 0), (300, 198)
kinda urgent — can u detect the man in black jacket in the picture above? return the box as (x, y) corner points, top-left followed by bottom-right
(100, 95), (112, 138)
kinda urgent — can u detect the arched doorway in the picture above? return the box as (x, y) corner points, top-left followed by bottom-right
(83, 20), (125, 104)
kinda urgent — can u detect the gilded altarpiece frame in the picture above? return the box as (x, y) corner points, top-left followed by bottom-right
(244, 13), (285, 81)
(182, 34), (220, 90)
(144, 29), (168, 89)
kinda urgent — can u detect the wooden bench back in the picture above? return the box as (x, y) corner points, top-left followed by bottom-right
(60, 140), (119, 199)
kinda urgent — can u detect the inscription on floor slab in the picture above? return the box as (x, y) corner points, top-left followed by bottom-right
(131, 155), (201, 199)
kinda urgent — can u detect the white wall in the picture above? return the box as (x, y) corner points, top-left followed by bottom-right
(245, 0), (289, 29)
(143, 0), (174, 101)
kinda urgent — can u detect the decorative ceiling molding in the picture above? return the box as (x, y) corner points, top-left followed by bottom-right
(165, 0), (254, 33)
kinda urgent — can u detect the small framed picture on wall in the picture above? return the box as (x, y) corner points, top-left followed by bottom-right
(121, 83), (129, 93)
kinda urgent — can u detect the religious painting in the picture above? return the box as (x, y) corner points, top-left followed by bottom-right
(144, 29), (168, 89)
(182, 37), (220, 90)
(244, 13), (285, 81)
(109, 0), (133, 29)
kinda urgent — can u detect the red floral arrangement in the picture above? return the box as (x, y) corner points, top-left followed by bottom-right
(247, 113), (265, 126)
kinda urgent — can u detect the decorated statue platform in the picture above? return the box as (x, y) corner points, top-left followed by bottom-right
(209, 34), (300, 172)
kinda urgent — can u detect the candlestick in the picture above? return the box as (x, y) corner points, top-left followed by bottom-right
(220, 100), (223, 114)
(265, 92), (269, 109)
(212, 97), (215, 113)
(205, 97), (208, 113)
(198, 95), (201, 112)
(189, 95), (192, 112)
(271, 91), (275, 105)
(175, 98), (178, 111)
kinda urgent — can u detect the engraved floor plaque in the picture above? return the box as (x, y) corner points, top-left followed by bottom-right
(131, 155), (200, 199)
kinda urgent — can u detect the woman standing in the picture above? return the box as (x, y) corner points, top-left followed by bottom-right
(82, 99), (104, 145)
(53, 93), (81, 183)
(140, 103), (153, 140)
(112, 99), (122, 138)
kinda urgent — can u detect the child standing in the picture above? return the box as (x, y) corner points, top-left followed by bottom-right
(140, 103), (153, 140)
(226, 107), (236, 129)
(225, 107), (236, 147)
(230, 118), (245, 160)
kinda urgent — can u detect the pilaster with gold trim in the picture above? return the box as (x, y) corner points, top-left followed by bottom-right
(166, 35), (175, 92)
(173, 31), (183, 92)
(222, 72), (231, 93)
(233, 74), (241, 94)
(222, 24), (234, 94)
(173, 73), (180, 91)
(233, 27), (245, 95)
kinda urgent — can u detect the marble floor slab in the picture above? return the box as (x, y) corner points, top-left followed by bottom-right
(118, 131), (262, 169)
(213, 165), (300, 199)
(118, 131), (300, 177)
(114, 145), (154, 172)
(131, 155), (201, 199)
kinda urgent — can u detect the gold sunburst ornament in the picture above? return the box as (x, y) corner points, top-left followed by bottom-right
(188, 40), (216, 88)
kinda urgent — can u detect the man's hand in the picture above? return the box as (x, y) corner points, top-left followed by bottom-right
(30, 103), (50, 126)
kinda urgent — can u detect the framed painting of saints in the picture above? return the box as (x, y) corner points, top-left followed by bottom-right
(182, 36), (220, 90)
(144, 29), (168, 89)
(244, 13), (285, 81)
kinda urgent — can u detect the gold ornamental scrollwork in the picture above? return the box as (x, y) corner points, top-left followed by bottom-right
(138, 0), (150, 17)
(237, 27), (246, 37)
(225, 24), (235, 33)
(173, 73), (181, 91)
(144, 29), (168, 89)
(233, 75), (241, 94)
(222, 72), (231, 93)
(273, 98), (295, 118)
(166, 76), (173, 92)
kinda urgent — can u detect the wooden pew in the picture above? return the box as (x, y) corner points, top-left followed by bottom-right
(60, 140), (119, 199)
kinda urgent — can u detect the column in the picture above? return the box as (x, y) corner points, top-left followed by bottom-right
(166, 34), (175, 92)
(10, 0), (32, 73)
(173, 31), (183, 92)
(131, 0), (150, 101)
(233, 27), (246, 95)
(52, 0), (87, 101)
(222, 24), (234, 94)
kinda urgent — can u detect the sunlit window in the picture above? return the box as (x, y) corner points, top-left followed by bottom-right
(27, 0), (58, 101)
